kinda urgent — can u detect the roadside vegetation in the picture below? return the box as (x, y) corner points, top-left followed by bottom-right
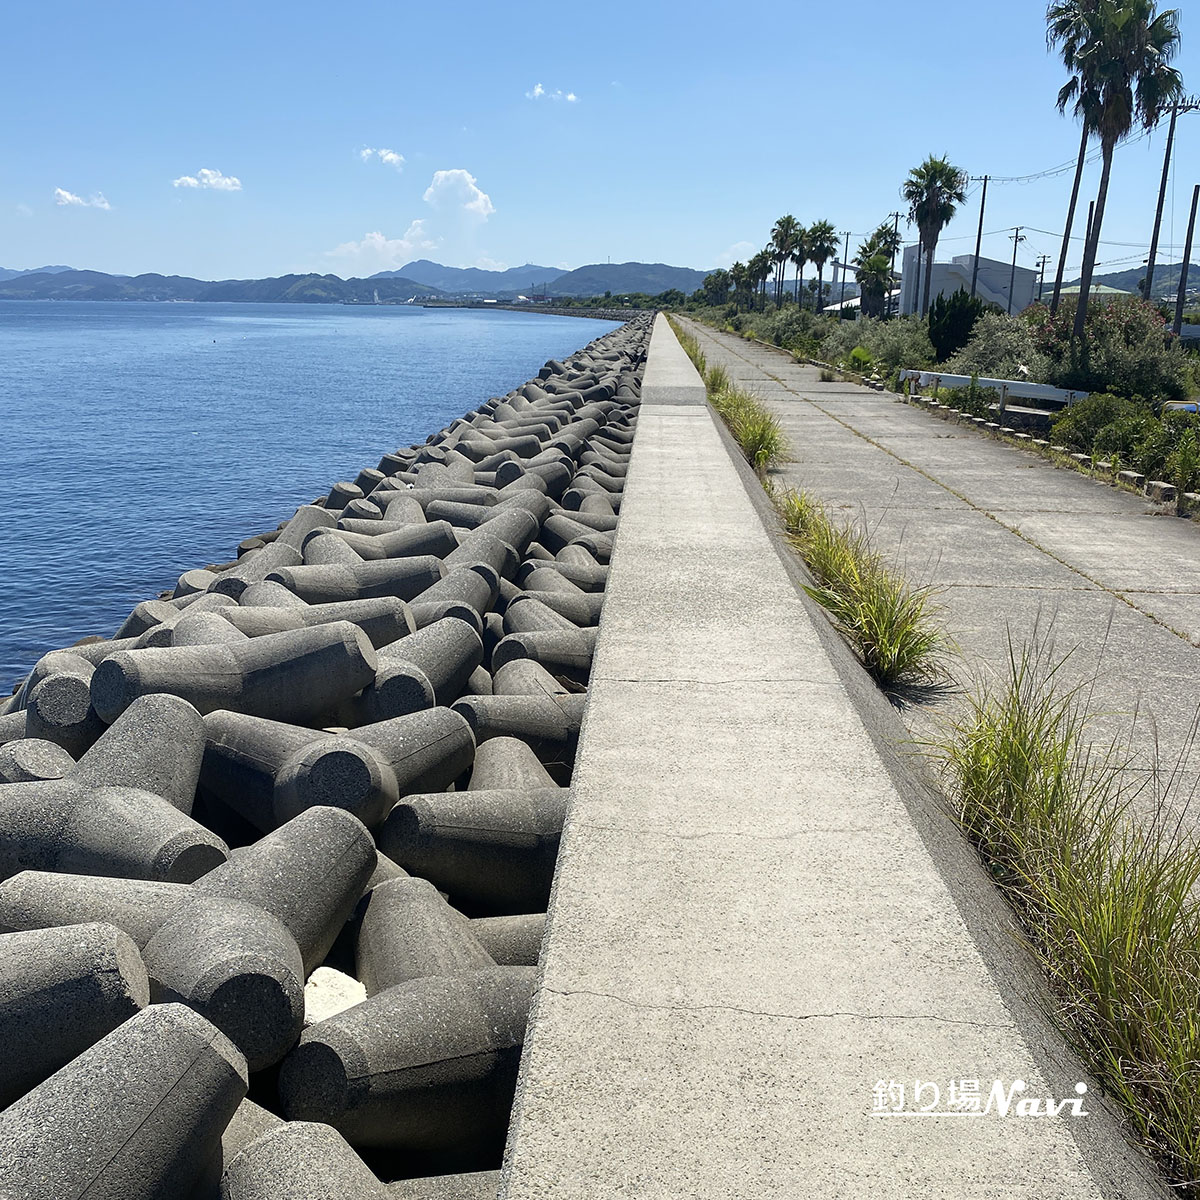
(668, 320), (788, 477)
(775, 488), (950, 691)
(929, 635), (1200, 1193)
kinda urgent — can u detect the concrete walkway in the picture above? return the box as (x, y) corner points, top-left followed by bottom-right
(679, 317), (1200, 792)
(498, 317), (1155, 1199)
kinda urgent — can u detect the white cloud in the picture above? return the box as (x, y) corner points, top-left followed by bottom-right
(525, 82), (578, 103)
(172, 168), (242, 191)
(360, 147), (405, 171)
(15, 203), (33, 217)
(714, 240), (758, 268)
(325, 220), (439, 273)
(54, 188), (110, 210)
(423, 169), (494, 219)
(474, 256), (509, 271)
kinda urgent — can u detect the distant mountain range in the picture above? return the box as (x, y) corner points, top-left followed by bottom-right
(373, 260), (562, 292)
(0, 259), (715, 302)
(0, 270), (435, 303)
(1068, 261), (1200, 300)
(0, 264), (76, 282)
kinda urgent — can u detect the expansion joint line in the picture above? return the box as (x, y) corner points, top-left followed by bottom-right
(678, 319), (1194, 648)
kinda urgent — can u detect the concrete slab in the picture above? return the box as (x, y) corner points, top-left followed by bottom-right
(680, 317), (1200, 787)
(498, 322), (1145, 1199)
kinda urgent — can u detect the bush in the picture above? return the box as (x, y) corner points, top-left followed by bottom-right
(1028, 298), (1189, 402)
(1049, 393), (1148, 454)
(929, 288), (984, 363)
(848, 346), (873, 373)
(944, 312), (1049, 381)
(1091, 413), (1159, 464)
(1132, 409), (1200, 480)
(822, 315), (934, 374)
(940, 380), (999, 420)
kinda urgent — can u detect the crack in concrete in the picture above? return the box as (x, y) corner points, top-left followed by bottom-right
(572, 819), (873, 843)
(593, 675), (832, 687)
(541, 985), (1016, 1031)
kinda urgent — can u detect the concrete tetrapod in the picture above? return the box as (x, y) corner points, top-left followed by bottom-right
(90, 621), (378, 724)
(73, 692), (205, 813)
(266, 557), (445, 605)
(490, 629), (597, 684)
(355, 876), (495, 995)
(22, 651), (106, 757)
(352, 616), (484, 723)
(277, 966), (536, 1153)
(377, 788), (567, 914)
(218, 596), (416, 649)
(221, 1120), (387, 1200)
(0, 1003), (248, 1200)
(0, 921), (150, 1106)
(200, 710), (400, 832)
(348, 707), (477, 798)
(450, 692), (587, 759)
(142, 807), (376, 1069)
(0, 777), (228, 883)
(468, 913), (545, 967)
(0, 737), (75, 783)
(386, 1171), (502, 1199)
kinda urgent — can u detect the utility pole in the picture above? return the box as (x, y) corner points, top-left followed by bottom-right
(887, 211), (901, 317)
(1008, 227), (1025, 315)
(1036, 254), (1051, 302)
(1147, 97), (1200, 302)
(970, 175), (989, 299)
(839, 230), (850, 313)
(1173, 183), (1199, 336)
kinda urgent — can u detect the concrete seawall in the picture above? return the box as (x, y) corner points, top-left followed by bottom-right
(498, 314), (1166, 1199)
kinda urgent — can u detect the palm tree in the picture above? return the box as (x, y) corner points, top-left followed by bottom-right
(806, 220), (839, 317)
(730, 261), (750, 311)
(1047, 0), (1183, 341)
(770, 214), (799, 306)
(749, 249), (773, 311)
(791, 225), (809, 307)
(902, 155), (968, 316)
(854, 233), (892, 320)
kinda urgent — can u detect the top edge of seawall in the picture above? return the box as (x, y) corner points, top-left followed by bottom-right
(640, 313), (706, 406)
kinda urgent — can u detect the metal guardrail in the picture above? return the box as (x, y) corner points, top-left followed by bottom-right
(899, 369), (1089, 408)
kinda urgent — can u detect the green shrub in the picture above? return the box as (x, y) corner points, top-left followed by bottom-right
(940, 381), (999, 420)
(929, 288), (984, 363)
(1167, 429), (1200, 504)
(1133, 409), (1200, 480)
(819, 368), (837, 383)
(1028, 297), (1189, 402)
(944, 312), (1049, 381)
(1049, 393), (1147, 454)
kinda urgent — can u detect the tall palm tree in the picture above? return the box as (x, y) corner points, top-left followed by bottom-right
(853, 232), (892, 320)
(730, 261), (750, 311)
(791, 225), (810, 307)
(749, 249), (773, 311)
(770, 214), (799, 306)
(902, 155), (968, 316)
(806, 220), (839, 317)
(1048, 0), (1183, 340)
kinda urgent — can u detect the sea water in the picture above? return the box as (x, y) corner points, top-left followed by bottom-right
(0, 301), (619, 683)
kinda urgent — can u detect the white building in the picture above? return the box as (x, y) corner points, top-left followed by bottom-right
(898, 247), (1038, 316)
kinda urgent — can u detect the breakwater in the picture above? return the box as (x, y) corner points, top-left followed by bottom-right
(0, 313), (651, 1197)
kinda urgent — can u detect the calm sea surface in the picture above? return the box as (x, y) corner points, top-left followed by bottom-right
(0, 301), (619, 684)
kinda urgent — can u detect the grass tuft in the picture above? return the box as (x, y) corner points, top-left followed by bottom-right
(777, 487), (949, 691)
(930, 635), (1200, 1189)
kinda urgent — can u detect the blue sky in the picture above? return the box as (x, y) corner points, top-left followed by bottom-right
(3, 0), (1199, 283)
